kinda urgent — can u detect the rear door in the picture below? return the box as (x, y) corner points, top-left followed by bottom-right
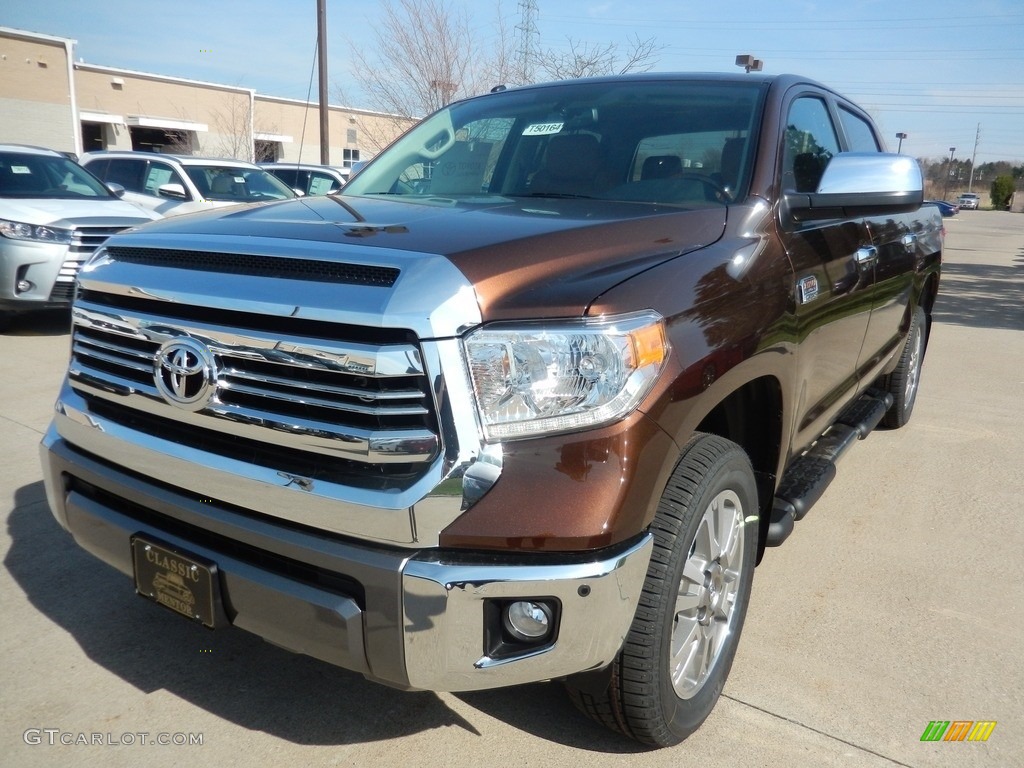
(777, 92), (875, 449)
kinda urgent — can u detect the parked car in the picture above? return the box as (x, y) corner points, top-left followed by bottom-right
(259, 162), (348, 196)
(80, 151), (296, 217)
(957, 192), (980, 209)
(925, 199), (959, 217)
(0, 144), (159, 328)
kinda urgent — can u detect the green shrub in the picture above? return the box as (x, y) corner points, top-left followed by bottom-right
(990, 175), (1015, 210)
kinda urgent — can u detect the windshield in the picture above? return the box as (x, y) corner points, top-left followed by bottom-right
(0, 151), (116, 199)
(184, 166), (296, 202)
(344, 79), (765, 207)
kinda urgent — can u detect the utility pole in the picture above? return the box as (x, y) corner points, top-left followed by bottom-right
(968, 123), (981, 192)
(317, 0), (330, 164)
(942, 147), (956, 201)
(516, 0), (539, 85)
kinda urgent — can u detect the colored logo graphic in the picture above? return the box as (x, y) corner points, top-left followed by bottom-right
(920, 721), (996, 742)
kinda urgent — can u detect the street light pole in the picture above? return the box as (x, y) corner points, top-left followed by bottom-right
(896, 132), (907, 153)
(942, 146), (955, 201)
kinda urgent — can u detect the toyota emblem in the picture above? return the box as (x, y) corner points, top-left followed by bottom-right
(154, 337), (218, 411)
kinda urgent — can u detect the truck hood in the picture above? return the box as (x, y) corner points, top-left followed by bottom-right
(1, 197), (159, 227)
(116, 194), (727, 320)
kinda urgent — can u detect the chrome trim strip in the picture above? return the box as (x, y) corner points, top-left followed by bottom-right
(219, 380), (429, 418)
(220, 366), (426, 402)
(74, 303), (425, 378)
(67, 374), (438, 463)
(72, 342), (153, 374)
(401, 534), (653, 691)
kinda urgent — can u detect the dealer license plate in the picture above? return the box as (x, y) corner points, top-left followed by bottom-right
(131, 536), (218, 628)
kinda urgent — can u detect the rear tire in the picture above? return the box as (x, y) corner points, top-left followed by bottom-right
(566, 433), (759, 746)
(880, 305), (927, 428)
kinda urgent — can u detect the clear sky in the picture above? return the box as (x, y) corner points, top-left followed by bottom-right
(4, 0), (1023, 164)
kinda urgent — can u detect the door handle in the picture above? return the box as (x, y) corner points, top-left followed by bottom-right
(901, 233), (917, 252)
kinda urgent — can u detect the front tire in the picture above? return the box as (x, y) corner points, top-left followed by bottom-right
(566, 434), (759, 746)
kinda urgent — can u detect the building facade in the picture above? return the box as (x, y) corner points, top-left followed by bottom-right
(1, 26), (410, 165)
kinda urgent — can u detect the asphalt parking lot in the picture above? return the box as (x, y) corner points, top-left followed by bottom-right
(2, 210), (1021, 767)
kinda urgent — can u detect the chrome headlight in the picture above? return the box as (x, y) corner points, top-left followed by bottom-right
(0, 218), (73, 244)
(464, 311), (669, 441)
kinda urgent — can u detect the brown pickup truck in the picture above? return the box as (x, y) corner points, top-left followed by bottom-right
(41, 72), (941, 746)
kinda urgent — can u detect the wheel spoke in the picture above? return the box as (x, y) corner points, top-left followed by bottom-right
(674, 589), (702, 615)
(682, 555), (706, 586)
(671, 615), (702, 688)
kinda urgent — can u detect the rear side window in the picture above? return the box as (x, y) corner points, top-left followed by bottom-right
(269, 168), (299, 187)
(838, 106), (880, 152)
(103, 159), (146, 192)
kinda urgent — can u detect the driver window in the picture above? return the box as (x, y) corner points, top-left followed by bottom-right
(782, 97), (840, 193)
(143, 163), (184, 196)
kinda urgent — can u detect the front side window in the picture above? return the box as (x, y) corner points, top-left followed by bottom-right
(782, 96), (841, 193)
(344, 80), (765, 207)
(143, 162), (189, 198)
(308, 171), (341, 195)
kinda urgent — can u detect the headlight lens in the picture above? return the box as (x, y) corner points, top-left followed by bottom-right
(0, 218), (73, 244)
(464, 311), (668, 441)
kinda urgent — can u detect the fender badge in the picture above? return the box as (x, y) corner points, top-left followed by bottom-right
(797, 275), (819, 304)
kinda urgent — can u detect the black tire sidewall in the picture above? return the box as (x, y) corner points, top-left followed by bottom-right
(648, 438), (759, 742)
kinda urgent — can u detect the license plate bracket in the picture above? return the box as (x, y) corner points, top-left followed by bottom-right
(131, 536), (220, 628)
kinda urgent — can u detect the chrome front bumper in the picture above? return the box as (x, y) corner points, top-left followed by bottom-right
(41, 426), (652, 691)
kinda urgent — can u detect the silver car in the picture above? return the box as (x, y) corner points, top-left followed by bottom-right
(80, 151), (296, 217)
(0, 145), (159, 328)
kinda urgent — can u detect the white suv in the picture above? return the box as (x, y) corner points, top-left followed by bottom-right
(259, 163), (349, 196)
(80, 151), (296, 217)
(1, 145), (159, 328)
(957, 192), (980, 210)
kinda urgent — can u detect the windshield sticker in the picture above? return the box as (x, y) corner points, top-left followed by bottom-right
(11, 165), (32, 174)
(522, 122), (564, 136)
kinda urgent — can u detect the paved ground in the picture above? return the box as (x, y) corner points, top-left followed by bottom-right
(2, 210), (1021, 767)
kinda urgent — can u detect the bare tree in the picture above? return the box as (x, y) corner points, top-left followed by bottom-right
(345, 0), (493, 119)
(339, 1), (662, 151)
(203, 93), (282, 162)
(539, 34), (663, 80)
(208, 94), (255, 161)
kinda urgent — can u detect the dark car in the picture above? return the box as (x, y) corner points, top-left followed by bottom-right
(43, 73), (942, 747)
(926, 199), (959, 217)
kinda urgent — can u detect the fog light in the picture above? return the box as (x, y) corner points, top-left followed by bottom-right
(503, 600), (553, 642)
(16, 280), (33, 293)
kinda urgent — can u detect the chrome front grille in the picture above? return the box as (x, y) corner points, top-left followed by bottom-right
(68, 300), (440, 468)
(49, 225), (132, 300)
